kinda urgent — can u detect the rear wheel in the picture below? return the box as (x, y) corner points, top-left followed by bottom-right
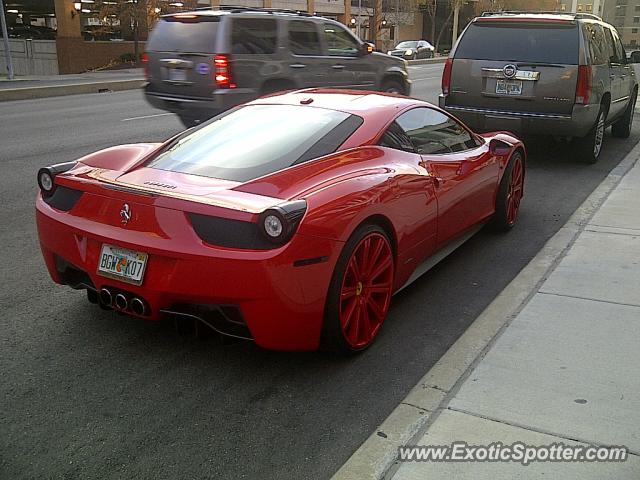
(612, 91), (637, 138)
(574, 107), (606, 164)
(177, 113), (199, 129)
(322, 225), (394, 354)
(492, 151), (525, 232)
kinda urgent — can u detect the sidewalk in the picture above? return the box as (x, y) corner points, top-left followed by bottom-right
(334, 143), (640, 479)
(0, 68), (144, 101)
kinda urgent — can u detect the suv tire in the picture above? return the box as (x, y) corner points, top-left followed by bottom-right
(381, 79), (406, 95)
(612, 91), (637, 139)
(575, 107), (606, 164)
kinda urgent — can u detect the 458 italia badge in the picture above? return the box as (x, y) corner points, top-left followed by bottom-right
(120, 203), (131, 225)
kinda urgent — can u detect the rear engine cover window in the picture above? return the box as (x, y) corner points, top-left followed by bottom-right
(147, 105), (361, 182)
(456, 23), (579, 64)
(147, 17), (219, 53)
(231, 18), (278, 54)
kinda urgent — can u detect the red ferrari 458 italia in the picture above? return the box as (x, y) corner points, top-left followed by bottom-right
(36, 90), (525, 353)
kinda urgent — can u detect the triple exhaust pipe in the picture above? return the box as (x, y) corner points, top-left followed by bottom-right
(99, 288), (147, 316)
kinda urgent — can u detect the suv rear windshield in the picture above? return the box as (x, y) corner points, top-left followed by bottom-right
(455, 22), (579, 64)
(146, 17), (219, 53)
(147, 105), (363, 182)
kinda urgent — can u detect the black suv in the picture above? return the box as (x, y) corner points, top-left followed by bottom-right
(143, 7), (411, 127)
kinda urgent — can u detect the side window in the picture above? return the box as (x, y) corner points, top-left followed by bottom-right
(230, 18), (277, 54)
(323, 23), (360, 57)
(395, 108), (478, 155)
(612, 29), (626, 64)
(582, 23), (608, 65)
(378, 122), (415, 152)
(288, 20), (322, 56)
(604, 27), (619, 63)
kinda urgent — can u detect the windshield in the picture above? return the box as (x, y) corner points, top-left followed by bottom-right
(396, 41), (418, 49)
(147, 17), (219, 53)
(147, 105), (363, 182)
(455, 23), (579, 64)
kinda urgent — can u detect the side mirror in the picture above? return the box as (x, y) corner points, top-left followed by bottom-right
(361, 42), (374, 55)
(489, 138), (512, 156)
(630, 51), (640, 63)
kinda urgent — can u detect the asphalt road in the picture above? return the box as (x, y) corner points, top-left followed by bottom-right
(1, 64), (639, 480)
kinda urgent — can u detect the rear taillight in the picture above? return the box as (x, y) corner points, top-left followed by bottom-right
(213, 54), (236, 89)
(575, 65), (592, 105)
(141, 52), (149, 79)
(442, 58), (453, 95)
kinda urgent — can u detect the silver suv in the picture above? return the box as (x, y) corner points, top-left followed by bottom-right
(144, 7), (411, 127)
(439, 12), (638, 163)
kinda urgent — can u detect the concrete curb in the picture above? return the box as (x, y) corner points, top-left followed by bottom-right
(331, 140), (640, 480)
(0, 79), (145, 102)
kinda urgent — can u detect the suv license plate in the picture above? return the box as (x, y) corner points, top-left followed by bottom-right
(97, 244), (148, 286)
(496, 79), (522, 95)
(169, 68), (187, 82)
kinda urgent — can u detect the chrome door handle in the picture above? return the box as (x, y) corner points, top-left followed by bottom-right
(332, 64), (345, 70)
(290, 64), (306, 69)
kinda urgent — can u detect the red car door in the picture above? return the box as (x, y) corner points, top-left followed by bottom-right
(394, 107), (499, 248)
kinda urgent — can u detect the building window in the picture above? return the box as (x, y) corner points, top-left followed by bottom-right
(560, 4), (567, 10)
(577, 4), (583, 11)
(586, 4), (593, 11)
(635, 16), (640, 23)
(633, 28), (638, 33)
(632, 39), (638, 46)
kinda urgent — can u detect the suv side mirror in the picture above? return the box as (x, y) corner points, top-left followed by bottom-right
(361, 42), (374, 55)
(489, 138), (512, 156)
(630, 51), (640, 63)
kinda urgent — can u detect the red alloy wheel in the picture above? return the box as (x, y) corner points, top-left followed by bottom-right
(338, 232), (394, 349)
(506, 155), (524, 226)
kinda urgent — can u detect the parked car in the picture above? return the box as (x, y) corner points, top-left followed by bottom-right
(439, 12), (638, 163)
(143, 7), (411, 127)
(388, 40), (434, 60)
(36, 90), (524, 353)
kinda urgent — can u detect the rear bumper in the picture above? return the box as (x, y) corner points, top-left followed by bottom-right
(440, 96), (599, 137)
(36, 194), (343, 351)
(144, 84), (258, 122)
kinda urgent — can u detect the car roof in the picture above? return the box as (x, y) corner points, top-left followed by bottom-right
(250, 89), (422, 116)
(474, 11), (601, 24)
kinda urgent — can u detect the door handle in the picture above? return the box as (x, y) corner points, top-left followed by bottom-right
(290, 64), (306, 69)
(332, 64), (345, 70)
(432, 176), (443, 188)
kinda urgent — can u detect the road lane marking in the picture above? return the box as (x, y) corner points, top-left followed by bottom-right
(411, 76), (441, 81)
(122, 112), (173, 122)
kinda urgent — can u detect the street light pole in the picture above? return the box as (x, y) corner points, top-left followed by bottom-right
(0, 0), (15, 80)
(452, 1), (460, 47)
(357, 0), (361, 38)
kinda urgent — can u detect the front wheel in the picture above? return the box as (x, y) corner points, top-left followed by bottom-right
(381, 79), (406, 95)
(491, 151), (525, 232)
(322, 225), (395, 354)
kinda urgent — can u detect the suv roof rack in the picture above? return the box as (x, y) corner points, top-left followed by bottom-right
(189, 5), (314, 17)
(480, 10), (602, 21)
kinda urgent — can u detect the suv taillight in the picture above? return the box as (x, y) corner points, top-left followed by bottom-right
(213, 54), (235, 89)
(442, 58), (453, 95)
(141, 52), (149, 79)
(575, 65), (592, 105)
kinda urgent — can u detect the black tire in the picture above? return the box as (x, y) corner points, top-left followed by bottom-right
(321, 224), (394, 354)
(177, 113), (199, 129)
(261, 81), (296, 96)
(612, 91), (637, 138)
(381, 78), (406, 95)
(491, 150), (525, 232)
(574, 107), (606, 164)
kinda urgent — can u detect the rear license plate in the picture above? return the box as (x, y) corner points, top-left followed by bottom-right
(496, 79), (522, 95)
(168, 68), (187, 82)
(97, 244), (148, 286)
